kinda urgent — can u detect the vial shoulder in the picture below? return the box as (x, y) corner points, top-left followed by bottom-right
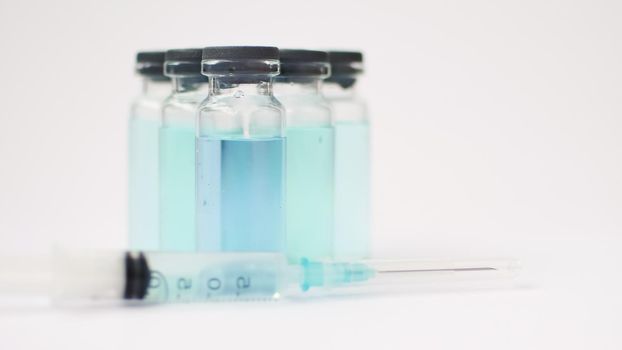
(130, 97), (164, 123)
(274, 94), (330, 127)
(198, 95), (284, 118)
(197, 96), (284, 138)
(161, 96), (200, 128)
(329, 98), (368, 124)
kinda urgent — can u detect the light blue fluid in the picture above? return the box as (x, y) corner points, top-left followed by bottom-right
(128, 117), (159, 250)
(159, 126), (195, 251)
(286, 127), (334, 260)
(334, 122), (371, 258)
(196, 137), (285, 252)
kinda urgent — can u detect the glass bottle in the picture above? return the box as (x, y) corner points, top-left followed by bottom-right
(129, 51), (170, 250)
(160, 49), (210, 251)
(274, 49), (334, 261)
(196, 46), (285, 252)
(324, 51), (370, 259)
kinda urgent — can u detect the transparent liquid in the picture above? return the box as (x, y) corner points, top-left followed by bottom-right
(334, 122), (371, 258)
(196, 137), (285, 252)
(159, 126), (196, 251)
(285, 127), (335, 260)
(128, 118), (159, 250)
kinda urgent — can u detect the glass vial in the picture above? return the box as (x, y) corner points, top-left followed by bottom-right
(160, 49), (210, 251)
(324, 51), (371, 259)
(197, 46), (285, 252)
(129, 51), (170, 250)
(274, 50), (334, 260)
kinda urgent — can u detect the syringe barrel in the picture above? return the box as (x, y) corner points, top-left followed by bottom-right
(2, 252), (295, 303)
(139, 252), (291, 302)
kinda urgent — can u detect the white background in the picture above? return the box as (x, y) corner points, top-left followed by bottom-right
(0, 0), (621, 348)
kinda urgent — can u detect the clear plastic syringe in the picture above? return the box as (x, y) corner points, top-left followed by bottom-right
(0, 251), (519, 304)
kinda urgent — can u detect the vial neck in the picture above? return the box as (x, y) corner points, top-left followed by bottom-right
(210, 77), (274, 97)
(323, 81), (358, 100)
(142, 78), (170, 99)
(172, 76), (210, 94)
(274, 79), (322, 96)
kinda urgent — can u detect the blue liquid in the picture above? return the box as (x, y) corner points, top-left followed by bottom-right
(334, 122), (371, 258)
(159, 126), (196, 251)
(286, 127), (334, 260)
(128, 118), (159, 250)
(197, 137), (285, 252)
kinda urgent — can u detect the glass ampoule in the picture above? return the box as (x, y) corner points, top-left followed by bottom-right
(196, 46), (285, 252)
(274, 49), (334, 261)
(160, 49), (209, 251)
(129, 51), (170, 250)
(324, 51), (371, 259)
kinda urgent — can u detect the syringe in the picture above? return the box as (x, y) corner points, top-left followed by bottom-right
(0, 251), (519, 304)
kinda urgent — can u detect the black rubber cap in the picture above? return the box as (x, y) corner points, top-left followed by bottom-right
(123, 252), (151, 300)
(136, 50), (167, 78)
(202, 46), (280, 77)
(326, 50), (364, 87)
(278, 49), (330, 77)
(280, 49), (328, 63)
(328, 51), (363, 65)
(164, 48), (204, 76)
(165, 48), (203, 62)
(137, 51), (166, 64)
(202, 46), (279, 61)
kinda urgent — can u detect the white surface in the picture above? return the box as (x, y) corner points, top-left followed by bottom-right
(1, 235), (620, 349)
(0, 0), (621, 348)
